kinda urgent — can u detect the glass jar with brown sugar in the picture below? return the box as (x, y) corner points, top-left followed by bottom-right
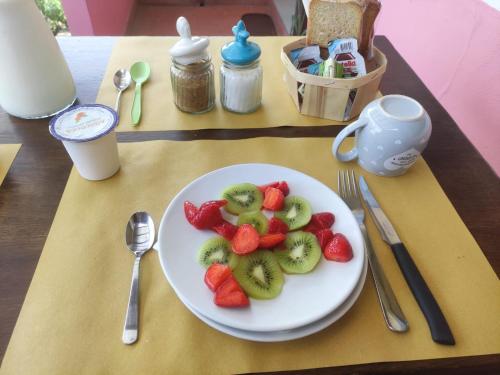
(170, 17), (215, 114)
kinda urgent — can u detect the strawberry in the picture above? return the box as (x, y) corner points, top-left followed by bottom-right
(268, 217), (289, 234)
(212, 220), (238, 240)
(277, 181), (290, 196)
(231, 224), (260, 255)
(214, 277), (249, 308)
(184, 200), (224, 229)
(204, 263), (232, 292)
(323, 233), (353, 262)
(262, 187), (285, 211)
(184, 201), (199, 226)
(303, 221), (321, 234)
(200, 200), (227, 209)
(257, 181), (279, 193)
(310, 212), (335, 229)
(259, 233), (286, 248)
(315, 228), (334, 250)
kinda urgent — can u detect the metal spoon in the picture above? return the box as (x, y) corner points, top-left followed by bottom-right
(122, 211), (155, 345)
(130, 61), (151, 126)
(113, 69), (131, 114)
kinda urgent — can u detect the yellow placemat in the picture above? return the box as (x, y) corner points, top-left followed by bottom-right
(2, 139), (499, 375)
(96, 37), (377, 131)
(0, 144), (21, 185)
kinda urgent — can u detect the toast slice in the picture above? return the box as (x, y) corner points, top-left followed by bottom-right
(306, 0), (364, 47)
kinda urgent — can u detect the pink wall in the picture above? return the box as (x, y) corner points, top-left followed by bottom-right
(62, 0), (135, 36)
(377, 0), (500, 176)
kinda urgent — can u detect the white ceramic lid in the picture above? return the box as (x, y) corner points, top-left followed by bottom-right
(49, 104), (118, 143)
(169, 17), (209, 65)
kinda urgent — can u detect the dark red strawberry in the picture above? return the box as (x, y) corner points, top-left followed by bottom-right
(184, 201), (199, 226)
(323, 233), (353, 262)
(257, 181), (279, 193)
(212, 220), (238, 240)
(214, 277), (249, 308)
(303, 221), (321, 234)
(204, 263), (232, 292)
(194, 204), (223, 229)
(310, 212), (335, 229)
(276, 181), (290, 196)
(262, 187), (285, 211)
(268, 217), (289, 234)
(315, 228), (334, 250)
(231, 224), (260, 255)
(259, 233), (286, 248)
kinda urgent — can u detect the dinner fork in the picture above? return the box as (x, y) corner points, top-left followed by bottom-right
(338, 170), (409, 332)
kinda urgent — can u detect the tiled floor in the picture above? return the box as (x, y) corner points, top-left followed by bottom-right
(127, 2), (287, 36)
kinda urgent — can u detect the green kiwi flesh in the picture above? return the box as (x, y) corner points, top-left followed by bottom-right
(237, 210), (269, 235)
(197, 237), (239, 269)
(233, 250), (284, 299)
(274, 196), (312, 230)
(222, 183), (263, 215)
(275, 231), (321, 274)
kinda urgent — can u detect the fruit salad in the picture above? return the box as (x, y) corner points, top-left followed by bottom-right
(184, 181), (353, 308)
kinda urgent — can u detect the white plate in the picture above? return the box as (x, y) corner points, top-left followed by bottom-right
(181, 255), (368, 342)
(158, 163), (365, 332)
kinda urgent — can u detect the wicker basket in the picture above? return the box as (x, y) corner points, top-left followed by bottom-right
(281, 38), (387, 122)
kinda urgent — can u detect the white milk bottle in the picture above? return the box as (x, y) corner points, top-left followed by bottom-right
(0, 0), (76, 118)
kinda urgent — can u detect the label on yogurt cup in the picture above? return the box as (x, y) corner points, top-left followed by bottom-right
(49, 104), (117, 143)
(383, 148), (420, 171)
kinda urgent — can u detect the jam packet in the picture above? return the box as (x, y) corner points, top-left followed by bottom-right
(328, 38), (366, 78)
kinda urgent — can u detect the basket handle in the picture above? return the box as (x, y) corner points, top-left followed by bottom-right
(332, 117), (369, 162)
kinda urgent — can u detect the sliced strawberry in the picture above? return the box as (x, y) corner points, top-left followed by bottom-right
(277, 181), (290, 196)
(259, 233), (286, 248)
(212, 220), (238, 240)
(310, 212), (335, 229)
(195, 204), (224, 229)
(214, 277), (250, 308)
(231, 224), (260, 255)
(303, 221), (321, 234)
(323, 233), (353, 262)
(257, 181), (279, 193)
(315, 228), (334, 250)
(268, 217), (289, 234)
(184, 201), (199, 226)
(262, 187), (285, 211)
(200, 200), (227, 209)
(204, 263), (232, 292)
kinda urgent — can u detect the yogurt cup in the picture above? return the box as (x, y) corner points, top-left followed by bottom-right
(49, 104), (120, 180)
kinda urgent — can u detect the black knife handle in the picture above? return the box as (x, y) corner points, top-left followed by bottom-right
(390, 243), (455, 345)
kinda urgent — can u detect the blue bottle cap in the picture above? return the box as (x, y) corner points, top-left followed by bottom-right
(221, 20), (261, 65)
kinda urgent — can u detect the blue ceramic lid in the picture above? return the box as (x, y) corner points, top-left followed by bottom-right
(221, 20), (261, 65)
(49, 104), (118, 143)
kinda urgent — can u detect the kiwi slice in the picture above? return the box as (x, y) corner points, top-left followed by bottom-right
(237, 210), (269, 235)
(233, 250), (284, 299)
(274, 196), (312, 230)
(275, 231), (321, 274)
(197, 237), (239, 269)
(221, 183), (263, 215)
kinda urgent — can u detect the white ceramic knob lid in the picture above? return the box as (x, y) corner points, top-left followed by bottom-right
(169, 17), (209, 65)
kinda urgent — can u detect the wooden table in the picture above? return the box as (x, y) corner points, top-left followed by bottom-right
(0, 37), (498, 374)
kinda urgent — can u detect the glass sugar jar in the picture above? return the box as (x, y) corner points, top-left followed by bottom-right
(220, 20), (263, 114)
(169, 16), (215, 114)
(171, 58), (215, 114)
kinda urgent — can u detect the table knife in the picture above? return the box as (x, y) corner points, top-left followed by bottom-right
(359, 176), (455, 346)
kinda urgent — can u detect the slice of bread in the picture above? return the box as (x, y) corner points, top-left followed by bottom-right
(306, 0), (364, 47)
(359, 0), (381, 60)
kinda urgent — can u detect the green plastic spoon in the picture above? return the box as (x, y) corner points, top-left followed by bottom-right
(130, 61), (151, 126)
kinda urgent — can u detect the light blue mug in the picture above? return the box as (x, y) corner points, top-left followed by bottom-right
(332, 95), (432, 177)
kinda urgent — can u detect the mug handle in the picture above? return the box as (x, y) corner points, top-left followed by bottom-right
(332, 118), (369, 162)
